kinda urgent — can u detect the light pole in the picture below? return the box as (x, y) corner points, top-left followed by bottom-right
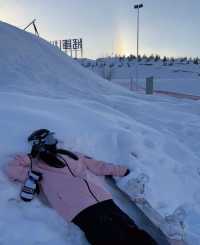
(134, 3), (143, 90)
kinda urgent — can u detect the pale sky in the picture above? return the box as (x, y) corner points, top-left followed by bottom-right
(0, 0), (199, 58)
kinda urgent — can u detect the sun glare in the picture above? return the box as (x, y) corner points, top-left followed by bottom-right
(114, 30), (130, 56)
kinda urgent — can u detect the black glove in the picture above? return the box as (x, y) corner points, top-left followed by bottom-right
(106, 175), (113, 179)
(124, 169), (130, 176)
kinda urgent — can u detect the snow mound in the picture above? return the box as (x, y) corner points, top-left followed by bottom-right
(0, 21), (127, 98)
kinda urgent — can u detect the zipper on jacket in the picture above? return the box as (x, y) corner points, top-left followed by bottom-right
(59, 154), (99, 203)
(59, 155), (75, 177)
(83, 180), (99, 202)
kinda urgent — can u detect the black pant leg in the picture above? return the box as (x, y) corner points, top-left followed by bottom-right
(72, 200), (157, 245)
(104, 200), (157, 245)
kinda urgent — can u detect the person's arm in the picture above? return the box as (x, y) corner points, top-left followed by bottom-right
(80, 153), (129, 177)
(4, 154), (30, 182)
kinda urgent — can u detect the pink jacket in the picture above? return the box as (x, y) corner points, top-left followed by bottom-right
(5, 152), (127, 222)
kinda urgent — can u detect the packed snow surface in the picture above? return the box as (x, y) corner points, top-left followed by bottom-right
(79, 57), (200, 96)
(0, 21), (200, 244)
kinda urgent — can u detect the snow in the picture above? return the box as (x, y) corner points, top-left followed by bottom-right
(0, 21), (200, 244)
(79, 57), (200, 96)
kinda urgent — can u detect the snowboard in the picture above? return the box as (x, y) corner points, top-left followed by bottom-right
(105, 178), (187, 245)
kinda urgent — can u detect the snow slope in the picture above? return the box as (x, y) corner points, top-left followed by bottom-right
(0, 21), (200, 244)
(0, 22), (127, 99)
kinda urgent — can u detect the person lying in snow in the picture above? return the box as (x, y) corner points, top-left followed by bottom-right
(5, 129), (157, 245)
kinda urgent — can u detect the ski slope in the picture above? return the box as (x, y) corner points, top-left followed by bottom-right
(0, 21), (200, 244)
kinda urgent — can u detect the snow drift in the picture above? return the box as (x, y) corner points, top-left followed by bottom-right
(0, 21), (200, 245)
(0, 21), (127, 98)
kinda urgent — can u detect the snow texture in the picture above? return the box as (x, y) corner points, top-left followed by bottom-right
(0, 21), (200, 244)
(79, 57), (200, 96)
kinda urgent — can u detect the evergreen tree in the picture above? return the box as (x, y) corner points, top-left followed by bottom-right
(163, 56), (167, 65)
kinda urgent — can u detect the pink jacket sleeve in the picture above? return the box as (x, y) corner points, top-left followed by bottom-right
(5, 154), (30, 183)
(77, 153), (128, 177)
